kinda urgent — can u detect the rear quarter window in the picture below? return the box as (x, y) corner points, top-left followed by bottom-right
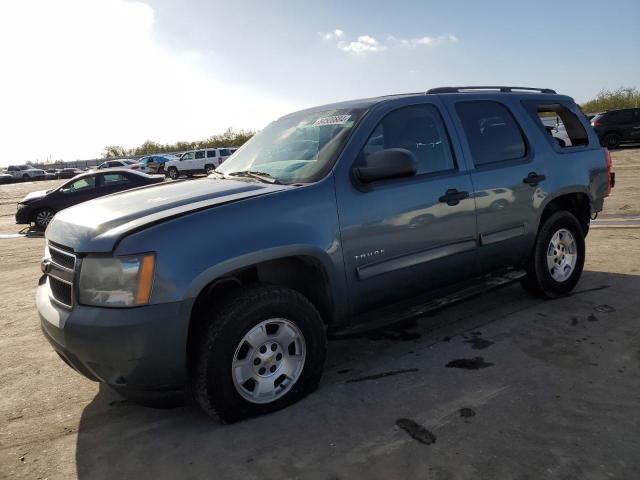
(522, 101), (589, 148)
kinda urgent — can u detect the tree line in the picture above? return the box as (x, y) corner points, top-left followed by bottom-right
(102, 127), (255, 159)
(580, 87), (639, 113)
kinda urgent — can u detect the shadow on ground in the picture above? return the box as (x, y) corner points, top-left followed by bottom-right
(75, 270), (640, 479)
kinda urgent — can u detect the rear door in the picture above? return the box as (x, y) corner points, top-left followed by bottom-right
(335, 100), (477, 315)
(628, 109), (640, 140)
(206, 149), (219, 167)
(194, 150), (206, 171)
(448, 99), (547, 272)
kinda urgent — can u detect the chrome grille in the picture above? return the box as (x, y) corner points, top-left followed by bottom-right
(46, 241), (76, 308)
(49, 276), (72, 307)
(49, 244), (76, 270)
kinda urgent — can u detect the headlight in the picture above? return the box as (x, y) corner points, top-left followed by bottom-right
(79, 253), (155, 307)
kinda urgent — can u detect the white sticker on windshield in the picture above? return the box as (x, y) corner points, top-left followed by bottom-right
(312, 115), (351, 127)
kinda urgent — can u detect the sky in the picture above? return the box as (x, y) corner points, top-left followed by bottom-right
(0, 0), (638, 166)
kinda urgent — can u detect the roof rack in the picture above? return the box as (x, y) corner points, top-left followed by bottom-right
(427, 86), (557, 94)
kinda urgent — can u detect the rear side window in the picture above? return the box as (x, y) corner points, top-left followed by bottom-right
(206, 150), (217, 158)
(360, 103), (456, 175)
(523, 101), (589, 148)
(456, 101), (526, 166)
(103, 173), (131, 185)
(219, 149), (231, 156)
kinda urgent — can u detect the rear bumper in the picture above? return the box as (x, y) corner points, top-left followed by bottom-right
(36, 276), (193, 393)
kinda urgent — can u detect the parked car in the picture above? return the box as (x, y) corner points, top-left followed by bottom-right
(0, 172), (13, 184)
(43, 169), (59, 180)
(58, 168), (83, 179)
(6, 165), (46, 181)
(591, 108), (640, 149)
(96, 159), (141, 170)
(138, 154), (178, 174)
(37, 86), (613, 422)
(164, 148), (233, 179)
(16, 169), (164, 229)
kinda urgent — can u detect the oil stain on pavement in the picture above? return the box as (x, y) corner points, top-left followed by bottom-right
(396, 418), (437, 445)
(446, 357), (494, 370)
(346, 368), (419, 383)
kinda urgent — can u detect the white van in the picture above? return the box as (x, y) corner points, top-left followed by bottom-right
(164, 148), (233, 179)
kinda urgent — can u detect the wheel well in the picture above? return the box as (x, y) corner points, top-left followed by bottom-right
(186, 256), (333, 375)
(540, 193), (591, 235)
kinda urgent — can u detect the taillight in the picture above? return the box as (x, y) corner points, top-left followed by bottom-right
(604, 148), (614, 195)
(591, 119), (600, 127)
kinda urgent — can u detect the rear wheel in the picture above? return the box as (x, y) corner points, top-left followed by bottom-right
(167, 167), (179, 180)
(521, 211), (585, 297)
(205, 164), (215, 175)
(601, 132), (621, 149)
(34, 208), (55, 229)
(194, 285), (326, 423)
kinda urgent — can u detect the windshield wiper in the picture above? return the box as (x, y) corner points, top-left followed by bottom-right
(227, 170), (281, 184)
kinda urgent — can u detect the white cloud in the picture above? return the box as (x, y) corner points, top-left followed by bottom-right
(338, 35), (387, 55)
(320, 28), (344, 40)
(393, 34), (459, 48)
(325, 31), (458, 55)
(0, 0), (296, 165)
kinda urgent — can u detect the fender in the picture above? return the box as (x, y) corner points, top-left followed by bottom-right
(184, 244), (349, 323)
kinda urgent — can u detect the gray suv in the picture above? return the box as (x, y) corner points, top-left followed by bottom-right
(37, 86), (614, 422)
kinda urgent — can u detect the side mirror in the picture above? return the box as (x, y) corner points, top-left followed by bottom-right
(353, 148), (417, 184)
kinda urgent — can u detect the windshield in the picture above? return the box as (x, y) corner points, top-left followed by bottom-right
(217, 108), (366, 184)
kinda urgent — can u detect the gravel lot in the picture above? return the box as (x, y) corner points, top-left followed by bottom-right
(1, 149), (639, 479)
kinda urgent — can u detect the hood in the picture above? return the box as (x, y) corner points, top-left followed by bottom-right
(46, 177), (291, 252)
(21, 190), (49, 204)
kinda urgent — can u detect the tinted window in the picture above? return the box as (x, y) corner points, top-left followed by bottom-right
(61, 177), (96, 194)
(219, 149), (232, 156)
(181, 152), (195, 161)
(103, 173), (131, 185)
(456, 101), (526, 165)
(195, 151), (206, 159)
(206, 150), (217, 158)
(360, 104), (456, 175)
(523, 101), (589, 148)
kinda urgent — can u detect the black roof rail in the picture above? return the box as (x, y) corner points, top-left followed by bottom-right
(427, 86), (557, 94)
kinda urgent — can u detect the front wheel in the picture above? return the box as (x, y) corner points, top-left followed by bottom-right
(34, 208), (55, 229)
(167, 167), (179, 180)
(194, 285), (326, 423)
(521, 211), (585, 297)
(22, 174), (30, 182)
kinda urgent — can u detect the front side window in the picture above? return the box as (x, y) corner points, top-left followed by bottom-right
(359, 104), (456, 175)
(181, 152), (195, 161)
(456, 101), (527, 166)
(217, 108), (366, 184)
(195, 151), (206, 159)
(61, 177), (96, 194)
(523, 101), (588, 148)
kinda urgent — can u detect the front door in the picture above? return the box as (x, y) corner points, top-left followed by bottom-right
(336, 101), (477, 315)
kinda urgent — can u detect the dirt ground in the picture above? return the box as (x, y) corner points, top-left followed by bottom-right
(1, 148), (639, 479)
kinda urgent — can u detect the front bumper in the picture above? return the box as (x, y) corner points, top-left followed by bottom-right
(36, 276), (193, 392)
(15, 203), (32, 224)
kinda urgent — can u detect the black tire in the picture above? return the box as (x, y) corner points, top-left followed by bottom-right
(22, 174), (30, 182)
(521, 211), (585, 298)
(205, 164), (215, 175)
(167, 167), (179, 180)
(601, 132), (621, 149)
(194, 285), (326, 423)
(33, 208), (55, 229)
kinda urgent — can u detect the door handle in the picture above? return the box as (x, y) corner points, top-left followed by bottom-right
(523, 172), (546, 186)
(439, 189), (469, 206)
